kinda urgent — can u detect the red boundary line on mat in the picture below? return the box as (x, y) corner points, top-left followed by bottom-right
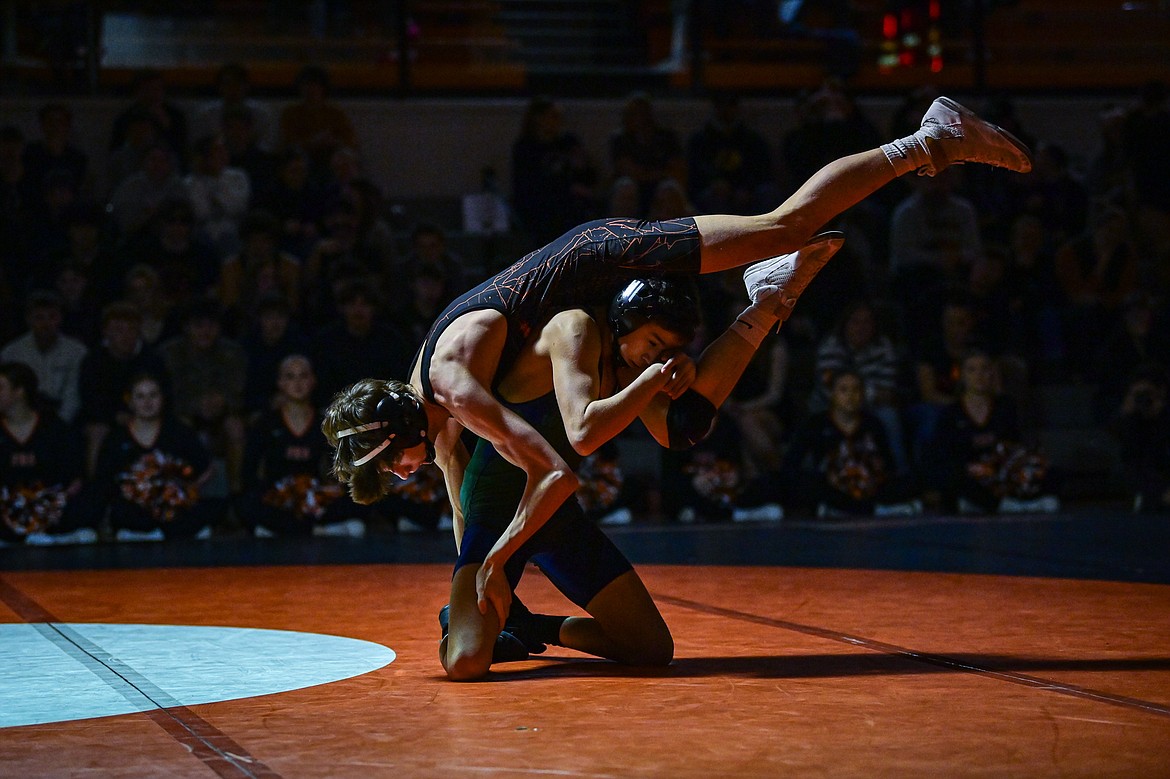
(0, 576), (283, 779)
(656, 593), (1170, 719)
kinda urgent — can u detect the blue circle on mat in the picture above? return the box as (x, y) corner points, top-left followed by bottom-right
(0, 623), (396, 728)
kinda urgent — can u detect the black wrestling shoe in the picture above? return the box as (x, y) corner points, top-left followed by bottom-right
(438, 603), (537, 664)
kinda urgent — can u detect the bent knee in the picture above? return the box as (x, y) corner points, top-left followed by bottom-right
(445, 649), (492, 682)
(623, 631), (674, 667)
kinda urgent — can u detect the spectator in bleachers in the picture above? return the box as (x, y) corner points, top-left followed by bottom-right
(510, 96), (600, 246)
(241, 292), (311, 418)
(926, 347), (1058, 515)
(219, 209), (302, 335)
(309, 279), (410, 407)
(223, 105), (279, 203)
(782, 367), (920, 518)
(107, 142), (188, 239)
(184, 134), (251, 260)
(647, 177), (696, 221)
(279, 65), (358, 182)
(0, 290), (87, 425)
(0, 361), (91, 546)
(781, 79), (883, 197)
(53, 261), (103, 345)
(721, 314), (792, 480)
(1002, 214), (1065, 379)
(1013, 141), (1090, 251)
(888, 168), (984, 340)
(78, 301), (170, 475)
(41, 201), (123, 307)
(24, 168), (80, 269)
(158, 300), (248, 494)
(124, 197), (220, 312)
(108, 69), (189, 168)
(1122, 80), (1170, 261)
(252, 147), (325, 260)
(813, 298), (908, 473)
(90, 371), (220, 541)
(686, 92), (776, 216)
(1113, 361), (1170, 514)
(301, 192), (389, 325)
(1053, 204), (1139, 378)
(0, 125), (35, 286)
(609, 92), (686, 218)
(400, 221), (472, 296)
(345, 178), (396, 274)
(106, 108), (162, 192)
(122, 263), (178, 347)
(606, 175), (641, 218)
(237, 353), (366, 538)
(391, 261), (452, 347)
(1091, 292), (1170, 425)
(906, 289), (981, 467)
(21, 103), (89, 210)
(196, 62), (276, 153)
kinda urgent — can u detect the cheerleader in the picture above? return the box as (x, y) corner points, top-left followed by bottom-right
(92, 372), (222, 541)
(237, 354), (365, 537)
(0, 361), (90, 545)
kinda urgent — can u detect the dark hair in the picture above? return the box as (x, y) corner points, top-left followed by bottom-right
(321, 378), (422, 504)
(101, 300), (143, 327)
(0, 361), (39, 400)
(25, 289), (64, 313)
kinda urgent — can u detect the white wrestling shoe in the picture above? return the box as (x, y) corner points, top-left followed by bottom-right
(916, 96), (1033, 176)
(743, 231), (845, 318)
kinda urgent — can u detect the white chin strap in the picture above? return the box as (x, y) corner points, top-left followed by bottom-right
(335, 420), (399, 467)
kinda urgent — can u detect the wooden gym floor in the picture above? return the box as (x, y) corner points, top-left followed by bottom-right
(2, 509), (1169, 778)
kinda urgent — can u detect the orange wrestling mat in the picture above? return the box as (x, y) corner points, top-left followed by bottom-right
(2, 562), (1168, 777)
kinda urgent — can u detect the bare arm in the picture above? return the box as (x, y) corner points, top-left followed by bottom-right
(546, 311), (682, 456)
(431, 416), (469, 551)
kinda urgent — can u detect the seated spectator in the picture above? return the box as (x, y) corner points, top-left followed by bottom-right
(391, 261), (451, 346)
(223, 105), (279, 202)
(1112, 362), (1170, 514)
(813, 298), (908, 472)
(237, 354), (367, 538)
(184, 134), (251, 259)
(122, 263), (179, 347)
(53, 260), (103, 345)
(107, 142), (187, 240)
(301, 193), (387, 325)
(721, 323), (791, 481)
(926, 348), (1058, 515)
(279, 65), (358, 182)
(241, 292), (311, 418)
(686, 92), (776, 216)
(782, 368), (920, 518)
(106, 107), (160, 191)
(108, 69), (189, 167)
(158, 300), (248, 494)
(252, 147), (325, 260)
(0, 290), (87, 424)
(609, 92), (686, 217)
(89, 372), (221, 541)
(1092, 293), (1170, 424)
(124, 197), (221, 311)
(0, 361), (92, 546)
(219, 209), (302, 334)
(41, 200), (123, 306)
(309, 280), (410, 406)
(195, 62), (276, 153)
(22, 102), (89, 210)
(1053, 205), (1140, 379)
(510, 95), (600, 246)
(77, 301), (170, 475)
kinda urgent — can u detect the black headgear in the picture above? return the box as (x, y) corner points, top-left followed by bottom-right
(608, 278), (701, 340)
(335, 389), (430, 467)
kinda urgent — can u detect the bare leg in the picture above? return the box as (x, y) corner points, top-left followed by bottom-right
(558, 569), (673, 666)
(441, 564), (501, 681)
(693, 149), (893, 273)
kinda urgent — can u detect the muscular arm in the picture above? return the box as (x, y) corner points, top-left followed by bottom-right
(431, 416), (470, 551)
(546, 311), (678, 456)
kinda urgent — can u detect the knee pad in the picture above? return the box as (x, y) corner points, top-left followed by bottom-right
(666, 390), (717, 450)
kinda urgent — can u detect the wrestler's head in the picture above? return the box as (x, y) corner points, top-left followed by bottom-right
(322, 378), (433, 504)
(609, 278), (700, 370)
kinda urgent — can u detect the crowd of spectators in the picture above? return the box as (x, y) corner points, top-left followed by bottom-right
(2, 66), (1169, 546)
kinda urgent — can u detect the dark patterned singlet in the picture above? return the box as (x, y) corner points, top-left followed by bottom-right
(414, 217), (702, 401)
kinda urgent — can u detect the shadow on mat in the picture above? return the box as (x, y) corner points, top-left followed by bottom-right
(490, 653), (1170, 681)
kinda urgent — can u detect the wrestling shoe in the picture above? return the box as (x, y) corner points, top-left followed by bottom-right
(438, 603), (545, 664)
(743, 231), (845, 318)
(916, 96), (1033, 176)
